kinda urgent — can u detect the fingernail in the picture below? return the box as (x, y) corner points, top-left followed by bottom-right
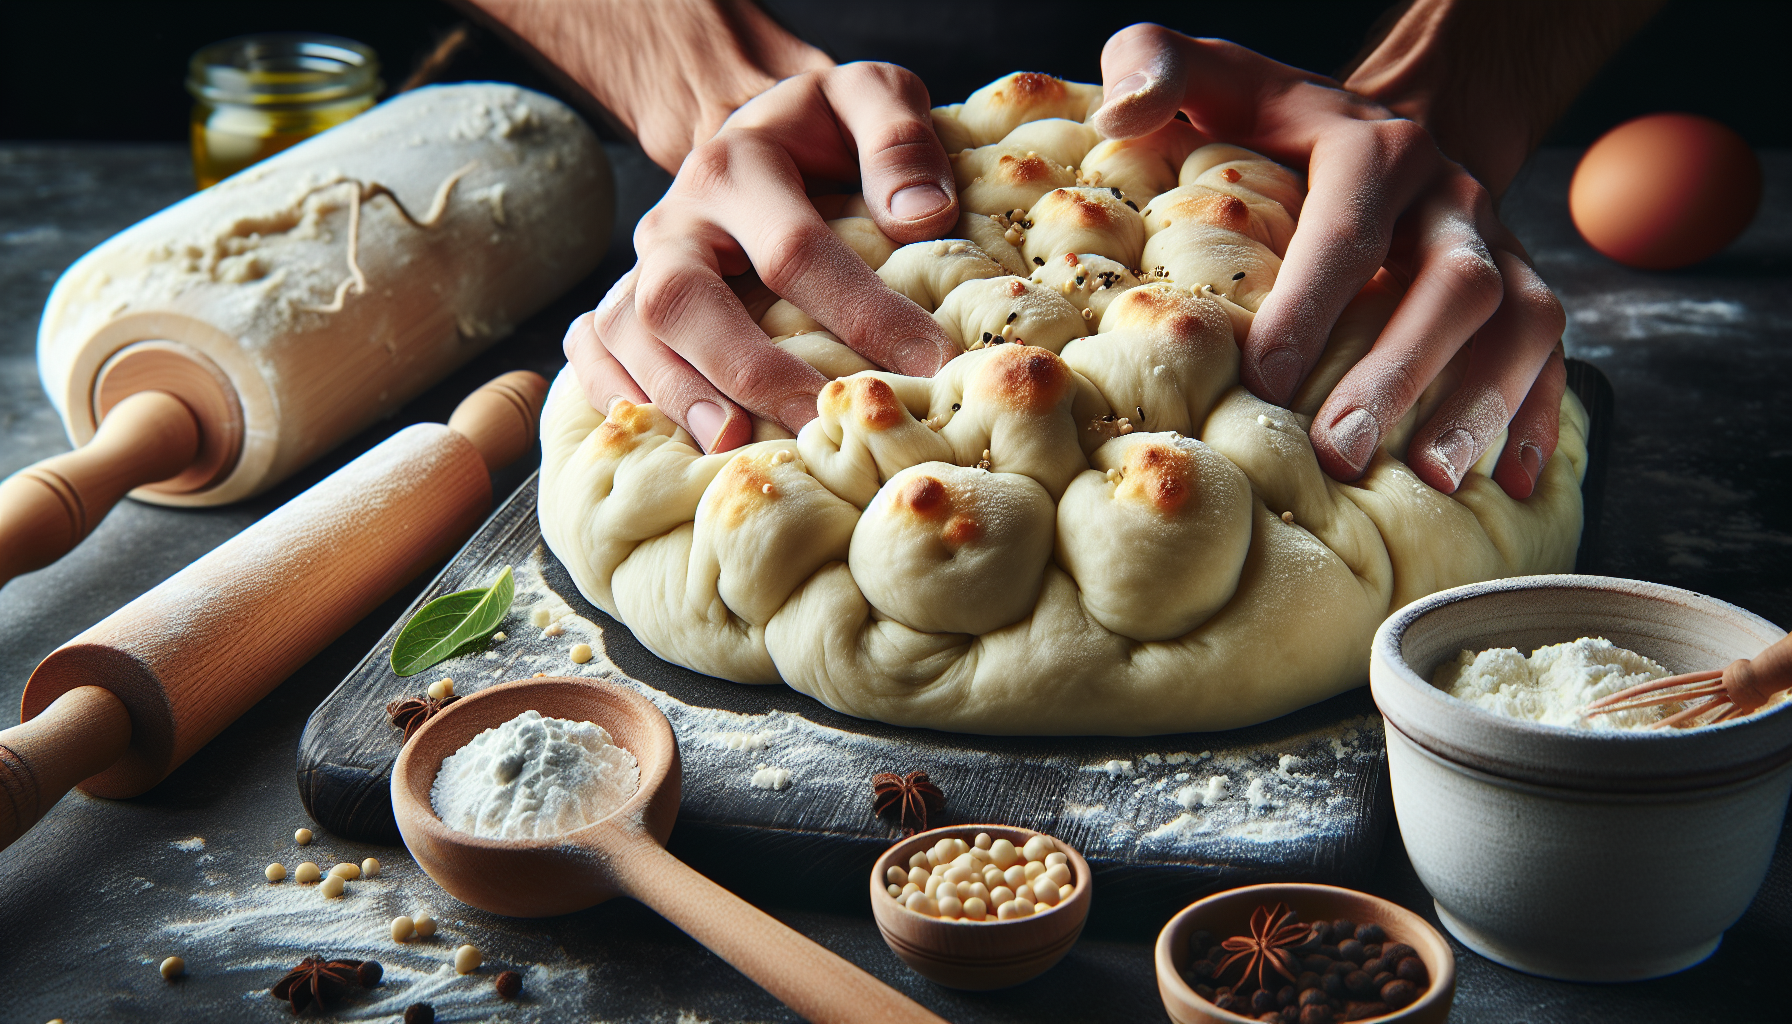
(1519, 441), (1543, 483)
(890, 184), (950, 221)
(605, 395), (626, 415)
(687, 401), (727, 452)
(781, 393), (819, 430)
(891, 336), (946, 375)
(1256, 348), (1301, 404)
(1105, 72), (1149, 103)
(1431, 428), (1477, 488)
(1330, 408), (1380, 473)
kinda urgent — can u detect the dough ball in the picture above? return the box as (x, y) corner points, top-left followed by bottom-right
(1142, 220), (1280, 311)
(1057, 432), (1251, 641)
(878, 240), (1007, 311)
(799, 373), (951, 508)
(1022, 187), (1145, 270)
(850, 463), (1055, 635)
(1078, 120), (1205, 206)
(935, 344), (1087, 500)
(934, 275), (1087, 355)
(954, 148), (1077, 216)
(1028, 253), (1141, 322)
(953, 72), (1104, 148)
(1062, 283), (1239, 435)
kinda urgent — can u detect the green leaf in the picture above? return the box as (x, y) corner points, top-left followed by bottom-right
(390, 565), (515, 677)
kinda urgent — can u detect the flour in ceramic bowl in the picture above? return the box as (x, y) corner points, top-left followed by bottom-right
(431, 709), (639, 839)
(1432, 636), (1675, 730)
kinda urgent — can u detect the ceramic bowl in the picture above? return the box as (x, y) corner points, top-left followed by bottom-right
(869, 824), (1091, 990)
(1155, 883), (1455, 1024)
(1372, 574), (1792, 981)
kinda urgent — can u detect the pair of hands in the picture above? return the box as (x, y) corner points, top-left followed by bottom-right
(567, 23), (1566, 500)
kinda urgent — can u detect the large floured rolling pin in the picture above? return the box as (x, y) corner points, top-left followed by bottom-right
(0, 369), (549, 852)
(0, 82), (611, 587)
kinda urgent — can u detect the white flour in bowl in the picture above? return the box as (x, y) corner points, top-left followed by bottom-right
(431, 709), (639, 838)
(1432, 637), (1675, 730)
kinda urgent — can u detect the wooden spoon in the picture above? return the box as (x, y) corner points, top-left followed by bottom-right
(392, 676), (950, 1024)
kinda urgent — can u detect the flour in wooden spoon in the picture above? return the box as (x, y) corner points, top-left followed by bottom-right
(431, 710), (638, 839)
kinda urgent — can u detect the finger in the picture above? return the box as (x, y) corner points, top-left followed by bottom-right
(1243, 118), (1438, 406)
(674, 132), (957, 376)
(1408, 248), (1566, 493)
(819, 62), (959, 244)
(630, 229), (830, 437)
(1308, 177), (1506, 482)
(1491, 346), (1566, 500)
(1088, 23), (1192, 140)
(564, 306), (647, 414)
(593, 266), (759, 454)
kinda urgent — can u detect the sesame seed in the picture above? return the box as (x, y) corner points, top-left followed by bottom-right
(1032, 257), (1045, 266)
(1233, 271), (1247, 280)
(1006, 311), (1018, 323)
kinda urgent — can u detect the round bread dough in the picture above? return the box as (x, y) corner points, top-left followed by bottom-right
(538, 71), (1588, 736)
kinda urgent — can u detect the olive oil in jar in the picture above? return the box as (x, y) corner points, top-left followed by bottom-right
(187, 34), (381, 189)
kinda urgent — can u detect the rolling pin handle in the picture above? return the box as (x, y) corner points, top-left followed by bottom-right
(447, 370), (550, 472)
(0, 685), (132, 852)
(0, 390), (200, 588)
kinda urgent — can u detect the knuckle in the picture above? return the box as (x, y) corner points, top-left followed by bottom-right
(754, 225), (829, 297)
(633, 264), (710, 335)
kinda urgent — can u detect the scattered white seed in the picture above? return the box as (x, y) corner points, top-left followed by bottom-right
(362, 857), (381, 878)
(1281, 510), (1295, 523)
(492, 631), (507, 641)
(330, 862), (361, 880)
(543, 623), (565, 638)
(294, 828), (313, 846)
(570, 643), (593, 664)
(159, 956), (184, 980)
(264, 863), (286, 882)
(294, 862), (321, 884)
(531, 606), (552, 627)
(455, 944), (482, 974)
(319, 874), (345, 898)
(413, 913), (437, 938)
(391, 916), (416, 942)
(427, 678), (454, 700)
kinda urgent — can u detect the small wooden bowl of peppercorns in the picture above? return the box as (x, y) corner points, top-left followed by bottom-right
(1155, 883), (1454, 1024)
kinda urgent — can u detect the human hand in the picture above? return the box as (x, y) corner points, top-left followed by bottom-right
(1091, 24), (1565, 499)
(569, 63), (962, 452)
(466, 0), (835, 173)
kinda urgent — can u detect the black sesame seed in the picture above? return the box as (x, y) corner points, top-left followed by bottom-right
(951, 403), (961, 411)
(982, 332), (992, 342)
(1032, 257), (1045, 266)
(1006, 311), (1018, 323)
(1233, 271), (1247, 280)
(1124, 200), (1138, 211)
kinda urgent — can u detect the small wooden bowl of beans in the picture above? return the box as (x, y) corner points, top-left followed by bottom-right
(1156, 883), (1454, 1024)
(869, 824), (1092, 990)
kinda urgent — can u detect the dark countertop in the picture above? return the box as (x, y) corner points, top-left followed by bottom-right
(0, 141), (1786, 1024)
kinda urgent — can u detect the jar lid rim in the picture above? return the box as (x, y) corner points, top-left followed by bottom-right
(187, 33), (381, 106)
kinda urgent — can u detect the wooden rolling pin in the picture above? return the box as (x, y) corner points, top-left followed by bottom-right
(0, 369), (549, 852)
(4, 82), (611, 589)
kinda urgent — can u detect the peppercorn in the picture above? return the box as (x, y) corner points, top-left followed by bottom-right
(1345, 1001), (1389, 1020)
(496, 970), (523, 999)
(1397, 956), (1428, 984)
(1363, 956), (1389, 976)
(1383, 943), (1416, 964)
(1354, 923), (1385, 945)
(1320, 943), (1341, 959)
(1251, 988), (1278, 1013)
(1344, 969), (1375, 996)
(1257, 1012), (1280, 1023)
(1299, 1005), (1334, 1024)
(1302, 954), (1332, 974)
(1296, 970), (1320, 990)
(1338, 938), (1365, 963)
(1298, 987), (1327, 1007)
(357, 960), (383, 987)
(1373, 971), (1394, 987)
(1324, 960), (1353, 977)
(1381, 979), (1418, 1007)
(1330, 919), (1356, 941)
(1276, 985), (1296, 1007)
(1194, 983), (1216, 1000)
(403, 1004), (435, 1024)
(1214, 993), (1240, 1012)
(1321, 972), (1346, 997)
(1190, 959), (1216, 980)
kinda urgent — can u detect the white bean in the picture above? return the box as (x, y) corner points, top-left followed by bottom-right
(900, 882), (921, 899)
(908, 852), (928, 870)
(1003, 865), (1027, 888)
(455, 944), (482, 974)
(989, 839), (1019, 868)
(966, 882), (990, 904)
(937, 895), (964, 918)
(1022, 835), (1053, 862)
(1046, 862), (1072, 886)
(907, 866), (930, 888)
(888, 883), (903, 898)
(886, 866), (908, 886)
(963, 897), (988, 920)
(1045, 851), (1068, 868)
(1032, 877), (1059, 905)
(907, 893), (939, 917)
(1023, 861), (1046, 881)
(319, 875), (345, 898)
(391, 916), (415, 942)
(996, 900), (1021, 920)
(974, 832), (993, 850)
(990, 885), (1015, 906)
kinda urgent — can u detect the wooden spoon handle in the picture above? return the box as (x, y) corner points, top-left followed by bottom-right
(614, 836), (949, 1024)
(0, 391), (199, 588)
(0, 685), (131, 849)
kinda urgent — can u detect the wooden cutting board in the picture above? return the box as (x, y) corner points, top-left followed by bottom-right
(299, 363), (1611, 930)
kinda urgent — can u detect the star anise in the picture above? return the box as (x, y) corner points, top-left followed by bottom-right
(386, 693), (458, 741)
(1216, 903), (1311, 992)
(871, 770), (946, 835)
(271, 956), (362, 1014)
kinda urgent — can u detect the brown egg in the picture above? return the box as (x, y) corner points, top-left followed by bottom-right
(1568, 113), (1761, 270)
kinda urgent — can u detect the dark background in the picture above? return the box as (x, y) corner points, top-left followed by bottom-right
(3, 0), (1788, 151)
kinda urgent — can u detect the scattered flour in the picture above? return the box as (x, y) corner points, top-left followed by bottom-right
(431, 710), (639, 839)
(1433, 637), (1675, 730)
(171, 837), (205, 852)
(750, 766), (793, 791)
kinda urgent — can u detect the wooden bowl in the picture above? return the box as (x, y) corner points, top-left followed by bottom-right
(1371, 574), (1792, 980)
(1155, 883), (1455, 1024)
(869, 824), (1091, 990)
(391, 676), (680, 917)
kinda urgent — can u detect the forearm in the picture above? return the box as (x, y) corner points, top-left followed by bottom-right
(459, 0), (832, 170)
(1343, 0), (1665, 196)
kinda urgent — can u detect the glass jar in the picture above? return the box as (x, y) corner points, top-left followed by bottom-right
(187, 34), (381, 189)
